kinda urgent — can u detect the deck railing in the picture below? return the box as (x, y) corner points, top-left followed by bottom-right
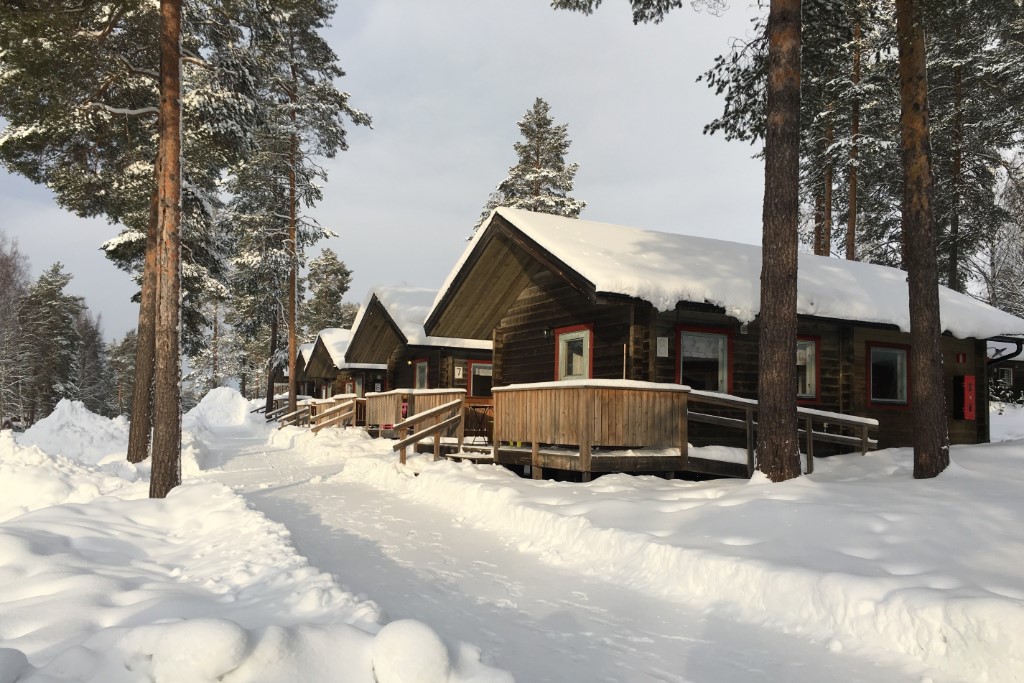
(493, 380), (689, 480)
(366, 388), (466, 432)
(309, 395), (362, 433)
(677, 390), (878, 477)
(391, 398), (465, 464)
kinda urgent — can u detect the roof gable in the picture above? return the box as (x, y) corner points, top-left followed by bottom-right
(347, 286), (491, 364)
(427, 208), (1024, 340)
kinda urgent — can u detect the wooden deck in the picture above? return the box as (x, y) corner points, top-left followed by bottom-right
(492, 381), (689, 481)
(491, 380), (879, 481)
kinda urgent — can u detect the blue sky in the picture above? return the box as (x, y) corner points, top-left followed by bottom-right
(0, 0), (765, 340)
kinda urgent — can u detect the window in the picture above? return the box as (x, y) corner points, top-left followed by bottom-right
(797, 338), (817, 399)
(469, 361), (493, 397)
(678, 329), (729, 392)
(996, 367), (1014, 385)
(869, 345), (908, 404)
(414, 360), (428, 389)
(555, 325), (592, 380)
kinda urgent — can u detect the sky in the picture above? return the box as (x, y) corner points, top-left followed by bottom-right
(0, 0), (766, 341)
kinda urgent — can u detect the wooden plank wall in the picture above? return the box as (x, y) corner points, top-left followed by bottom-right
(389, 345), (491, 390)
(849, 328), (985, 448)
(494, 385), (686, 449)
(495, 271), (633, 385)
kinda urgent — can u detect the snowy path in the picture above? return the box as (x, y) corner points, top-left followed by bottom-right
(205, 428), (914, 683)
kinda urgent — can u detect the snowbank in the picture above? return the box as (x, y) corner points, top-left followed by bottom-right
(315, 429), (1024, 683)
(990, 403), (1024, 441)
(184, 386), (261, 430)
(19, 399), (134, 473)
(0, 391), (510, 683)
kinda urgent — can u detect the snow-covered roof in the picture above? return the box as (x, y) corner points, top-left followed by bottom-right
(352, 286), (491, 350)
(298, 343), (315, 364)
(315, 328), (387, 370)
(432, 208), (1024, 340)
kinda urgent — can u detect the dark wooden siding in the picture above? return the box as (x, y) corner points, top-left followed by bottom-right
(388, 344), (491, 390)
(849, 328), (986, 448)
(495, 271), (633, 386)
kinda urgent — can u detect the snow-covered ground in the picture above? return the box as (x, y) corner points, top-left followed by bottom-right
(3, 390), (1024, 682)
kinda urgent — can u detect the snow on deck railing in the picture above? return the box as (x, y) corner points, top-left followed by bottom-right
(366, 388), (467, 397)
(493, 379), (690, 393)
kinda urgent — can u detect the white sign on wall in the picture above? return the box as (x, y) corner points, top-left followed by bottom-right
(657, 336), (669, 358)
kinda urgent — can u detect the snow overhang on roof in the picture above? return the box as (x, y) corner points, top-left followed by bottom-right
(352, 285), (493, 350)
(316, 328), (387, 371)
(428, 207), (1024, 341)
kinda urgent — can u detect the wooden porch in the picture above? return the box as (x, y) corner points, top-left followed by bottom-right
(492, 380), (879, 481)
(492, 381), (689, 481)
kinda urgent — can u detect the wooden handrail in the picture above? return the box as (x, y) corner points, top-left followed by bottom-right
(310, 398), (356, 433)
(265, 405), (289, 421)
(277, 405), (310, 429)
(687, 391), (878, 475)
(393, 398), (463, 431)
(393, 413), (463, 452)
(393, 398), (464, 464)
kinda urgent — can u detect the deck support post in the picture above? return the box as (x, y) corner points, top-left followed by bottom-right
(580, 393), (593, 480)
(531, 441), (542, 480)
(745, 407), (756, 478)
(433, 431), (441, 461)
(679, 394), (689, 471)
(804, 417), (814, 474)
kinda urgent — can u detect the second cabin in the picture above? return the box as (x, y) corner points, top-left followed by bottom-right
(426, 208), (1024, 452)
(345, 286), (493, 397)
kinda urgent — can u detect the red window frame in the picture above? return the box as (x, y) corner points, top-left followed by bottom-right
(553, 323), (594, 381)
(796, 335), (822, 405)
(675, 324), (734, 394)
(467, 359), (493, 397)
(865, 342), (912, 410)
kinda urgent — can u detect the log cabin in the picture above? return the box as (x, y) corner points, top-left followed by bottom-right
(345, 286), (492, 398)
(303, 327), (388, 399)
(425, 208), (1024, 458)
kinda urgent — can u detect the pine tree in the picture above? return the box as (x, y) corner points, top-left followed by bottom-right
(475, 97), (585, 231)
(17, 264), (84, 424)
(301, 248), (353, 340)
(223, 0), (369, 413)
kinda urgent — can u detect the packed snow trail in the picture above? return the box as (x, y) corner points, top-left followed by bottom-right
(204, 428), (914, 683)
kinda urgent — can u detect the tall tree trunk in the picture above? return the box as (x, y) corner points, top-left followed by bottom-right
(287, 128), (298, 413)
(947, 29), (964, 292)
(150, 0), (182, 498)
(126, 181), (159, 464)
(814, 192), (824, 255)
(846, 19), (861, 261)
(264, 312), (279, 413)
(823, 113), (834, 255)
(757, 0), (802, 483)
(895, 0), (949, 479)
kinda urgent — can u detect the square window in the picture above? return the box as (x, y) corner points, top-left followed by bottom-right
(557, 328), (591, 380)
(679, 331), (728, 392)
(797, 339), (817, 399)
(996, 367), (1013, 385)
(870, 346), (908, 404)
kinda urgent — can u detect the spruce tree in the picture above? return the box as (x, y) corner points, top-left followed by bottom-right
(17, 264), (84, 424)
(107, 330), (138, 417)
(301, 249), (353, 340)
(0, 232), (30, 426)
(70, 311), (114, 416)
(475, 97), (585, 230)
